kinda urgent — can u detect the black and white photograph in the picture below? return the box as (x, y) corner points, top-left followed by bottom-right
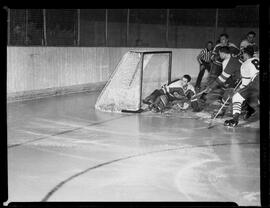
(2, 5), (269, 207)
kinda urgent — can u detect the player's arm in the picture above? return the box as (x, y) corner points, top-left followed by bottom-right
(168, 87), (185, 99)
(211, 44), (220, 61)
(229, 43), (240, 57)
(165, 79), (186, 99)
(211, 46), (217, 59)
(163, 80), (181, 95)
(240, 59), (260, 89)
(197, 50), (204, 64)
(161, 78), (180, 92)
(253, 45), (259, 58)
(239, 76), (251, 89)
(238, 64), (248, 89)
(185, 89), (195, 100)
(206, 70), (231, 93)
(213, 71), (231, 88)
(238, 41), (245, 59)
(167, 79), (180, 85)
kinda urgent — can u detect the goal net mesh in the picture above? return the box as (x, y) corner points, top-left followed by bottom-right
(95, 51), (171, 113)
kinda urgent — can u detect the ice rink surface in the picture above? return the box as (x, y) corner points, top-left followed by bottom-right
(7, 91), (260, 205)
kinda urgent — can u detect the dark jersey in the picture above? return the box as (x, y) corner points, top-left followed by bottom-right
(216, 56), (241, 86)
(210, 56), (241, 90)
(240, 39), (258, 53)
(239, 40), (259, 62)
(211, 42), (240, 66)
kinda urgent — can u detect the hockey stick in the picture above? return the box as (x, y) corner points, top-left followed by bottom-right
(122, 101), (153, 113)
(207, 96), (231, 129)
(207, 80), (242, 129)
(191, 88), (208, 99)
(121, 109), (144, 113)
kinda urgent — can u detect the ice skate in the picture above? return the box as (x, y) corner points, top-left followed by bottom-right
(224, 118), (239, 127)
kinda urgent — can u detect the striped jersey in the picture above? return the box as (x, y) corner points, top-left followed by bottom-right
(197, 48), (212, 64)
(211, 42), (240, 66)
(240, 57), (259, 89)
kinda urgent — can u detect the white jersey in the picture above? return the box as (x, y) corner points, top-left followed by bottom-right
(240, 57), (259, 89)
(163, 80), (195, 98)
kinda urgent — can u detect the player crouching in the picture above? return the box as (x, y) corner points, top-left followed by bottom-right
(143, 74), (201, 113)
(224, 45), (259, 127)
(201, 46), (241, 118)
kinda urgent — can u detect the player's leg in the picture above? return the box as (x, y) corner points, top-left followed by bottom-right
(240, 101), (251, 117)
(195, 64), (206, 91)
(244, 76), (259, 120)
(204, 62), (213, 88)
(224, 91), (245, 127)
(212, 87), (230, 118)
(223, 79), (253, 127)
(205, 62), (211, 73)
(225, 83), (258, 127)
(213, 76), (240, 118)
(143, 89), (164, 105)
(243, 102), (256, 120)
(190, 97), (202, 112)
(206, 63), (222, 86)
(200, 63), (222, 102)
(151, 94), (169, 112)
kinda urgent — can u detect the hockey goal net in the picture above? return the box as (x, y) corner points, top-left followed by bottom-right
(95, 51), (172, 113)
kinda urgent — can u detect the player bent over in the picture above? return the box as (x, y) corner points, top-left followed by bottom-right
(224, 46), (259, 127)
(203, 46), (241, 117)
(143, 74), (200, 112)
(205, 33), (240, 90)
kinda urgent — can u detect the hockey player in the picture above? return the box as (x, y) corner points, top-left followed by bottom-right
(203, 46), (241, 117)
(239, 31), (259, 61)
(206, 33), (240, 87)
(224, 45), (259, 127)
(195, 41), (213, 91)
(143, 74), (200, 112)
(240, 31), (257, 50)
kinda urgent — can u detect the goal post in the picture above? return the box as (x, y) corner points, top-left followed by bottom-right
(95, 50), (172, 113)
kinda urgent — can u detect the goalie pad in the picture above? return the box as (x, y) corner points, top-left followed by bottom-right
(153, 94), (169, 111)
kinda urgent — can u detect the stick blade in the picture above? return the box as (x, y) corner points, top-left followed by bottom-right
(121, 109), (144, 113)
(207, 121), (214, 129)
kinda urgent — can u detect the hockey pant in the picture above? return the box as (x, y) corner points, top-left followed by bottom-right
(195, 62), (211, 88)
(232, 75), (259, 115)
(206, 63), (222, 86)
(218, 79), (241, 112)
(144, 89), (165, 104)
(153, 95), (200, 112)
(152, 94), (170, 111)
(207, 75), (240, 111)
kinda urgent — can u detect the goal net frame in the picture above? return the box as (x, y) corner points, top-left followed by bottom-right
(95, 50), (172, 113)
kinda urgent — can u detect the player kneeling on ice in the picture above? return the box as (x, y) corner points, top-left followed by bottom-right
(224, 45), (259, 127)
(143, 74), (201, 112)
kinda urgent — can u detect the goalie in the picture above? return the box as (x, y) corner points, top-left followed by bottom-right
(142, 74), (200, 112)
